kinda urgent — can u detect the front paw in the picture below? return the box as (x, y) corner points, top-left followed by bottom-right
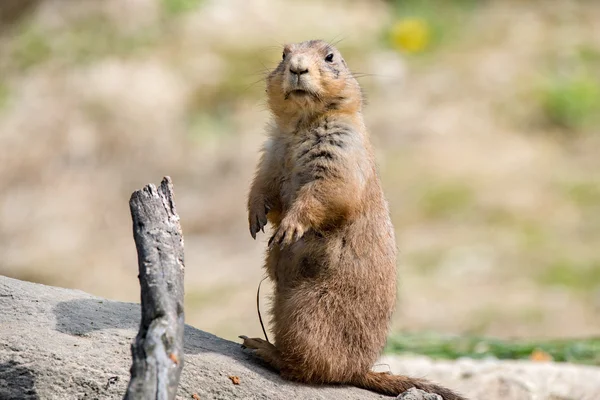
(268, 216), (306, 249)
(249, 202), (270, 239)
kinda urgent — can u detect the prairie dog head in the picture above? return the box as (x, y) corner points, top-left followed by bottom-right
(266, 40), (362, 127)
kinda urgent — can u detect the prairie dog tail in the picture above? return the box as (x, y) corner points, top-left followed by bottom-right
(353, 371), (467, 400)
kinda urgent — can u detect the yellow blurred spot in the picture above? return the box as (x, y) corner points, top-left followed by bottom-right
(390, 18), (431, 53)
(529, 349), (553, 362)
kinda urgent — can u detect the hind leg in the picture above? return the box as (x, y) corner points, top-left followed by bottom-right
(239, 335), (283, 371)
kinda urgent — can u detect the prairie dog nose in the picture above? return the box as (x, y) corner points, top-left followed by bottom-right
(289, 55), (309, 75)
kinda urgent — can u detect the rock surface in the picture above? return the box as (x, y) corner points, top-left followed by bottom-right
(1, 275), (600, 400)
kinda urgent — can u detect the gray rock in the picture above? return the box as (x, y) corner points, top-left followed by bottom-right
(2, 275), (600, 400)
(0, 276), (386, 400)
(396, 388), (442, 400)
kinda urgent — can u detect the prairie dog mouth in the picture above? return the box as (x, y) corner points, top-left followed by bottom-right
(290, 89), (309, 95)
(285, 89), (314, 100)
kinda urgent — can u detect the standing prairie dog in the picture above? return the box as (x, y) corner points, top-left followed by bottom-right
(240, 40), (465, 400)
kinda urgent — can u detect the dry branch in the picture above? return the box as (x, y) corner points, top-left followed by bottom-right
(124, 176), (185, 400)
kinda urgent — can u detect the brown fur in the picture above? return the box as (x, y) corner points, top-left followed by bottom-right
(241, 40), (466, 400)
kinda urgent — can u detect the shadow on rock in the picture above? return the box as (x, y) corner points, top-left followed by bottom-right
(53, 298), (140, 335)
(53, 298), (284, 386)
(182, 325), (287, 384)
(0, 360), (39, 400)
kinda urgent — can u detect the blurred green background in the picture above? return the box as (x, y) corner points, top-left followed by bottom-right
(1, 0), (599, 349)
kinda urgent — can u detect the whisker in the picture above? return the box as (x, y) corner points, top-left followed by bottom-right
(351, 71), (384, 78)
(247, 69), (271, 78)
(328, 35), (347, 48)
(259, 61), (272, 72)
(261, 45), (284, 51)
(271, 39), (285, 49)
(253, 99), (271, 113)
(243, 78), (267, 91)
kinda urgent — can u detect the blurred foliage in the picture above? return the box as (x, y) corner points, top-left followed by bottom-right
(385, 0), (479, 55)
(0, 0), (39, 31)
(211, 49), (271, 104)
(563, 181), (600, 208)
(161, 0), (204, 16)
(537, 47), (600, 132)
(515, 221), (548, 251)
(539, 74), (600, 131)
(418, 182), (475, 220)
(407, 250), (445, 275)
(385, 333), (600, 365)
(539, 259), (600, 293)
(0, 81), (10, 111)
(186, 283), (238, 308)
(184, 48), (274, 137)
(187, 111), (233, 143)
(12, 24), (51, 69)
(10, 16), (159, 69)
(389, 18), (431, 53)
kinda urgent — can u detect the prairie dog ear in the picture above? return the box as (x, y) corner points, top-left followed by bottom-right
(282, 45), (292, 60)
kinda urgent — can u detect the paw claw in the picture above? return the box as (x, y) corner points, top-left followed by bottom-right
(269, 217), (307, 250)
(248, 201), (269, 239)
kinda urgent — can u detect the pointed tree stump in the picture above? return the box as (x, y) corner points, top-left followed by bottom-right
(124, 176), (185, 400)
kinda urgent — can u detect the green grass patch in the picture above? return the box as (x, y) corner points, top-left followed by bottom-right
(161, 0), (204, 16)
(10, 16), (158, 69)
(185, 283), (237, 307)
(220, 48), (275, 101)
(537, 45), (600, 132)
(186, 110), (233, 143)
(406, 250), (445, 275)
(480, 208), (548, 249)
(0, 81), (10, 111)
(12, 24), (52, 69)
(418, 182), (475, 219)
(59, 18), (158, 64)
(562, 181), (600, 208)
(185, 47), (273, 116)
(385, 332), (600, 365)
(539, 73), (600, 131)
(516, 222), (548, 250)
(538, 259), (600, 292)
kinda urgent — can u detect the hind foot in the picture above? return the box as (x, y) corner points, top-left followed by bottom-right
(239, 335), (283, 371)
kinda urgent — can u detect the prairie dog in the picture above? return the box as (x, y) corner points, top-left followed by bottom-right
(241, 40), (465, 400)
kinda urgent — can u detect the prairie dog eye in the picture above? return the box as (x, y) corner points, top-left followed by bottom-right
(325, 53), (334, 62)
(282, 52), (286, 60)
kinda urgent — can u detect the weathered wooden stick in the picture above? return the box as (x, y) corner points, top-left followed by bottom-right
(124, 176), (185, 400)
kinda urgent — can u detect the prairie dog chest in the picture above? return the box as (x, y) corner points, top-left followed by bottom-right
(277, 122), (351, 206)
